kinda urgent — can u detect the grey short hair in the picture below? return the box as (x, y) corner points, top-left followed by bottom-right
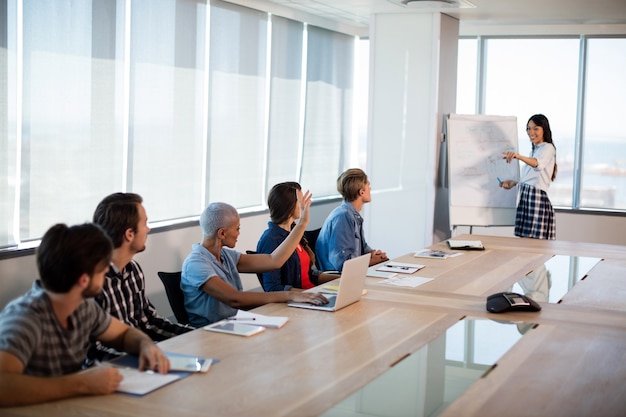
(200, 202), (239, 238)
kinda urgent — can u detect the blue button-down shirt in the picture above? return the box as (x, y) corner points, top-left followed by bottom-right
(181, 244), (242, 326)
(315, 201), (373, 272)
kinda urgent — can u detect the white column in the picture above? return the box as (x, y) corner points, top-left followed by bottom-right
(365, 12), (458, 257)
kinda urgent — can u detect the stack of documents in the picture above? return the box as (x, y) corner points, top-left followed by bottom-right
(414, 249), (462, 259)
(110, 366), (183, 396)
(447, 239), (485, 250)
(367, 265), (397, 278)
(376, 261), (425, 274)
(378, 275), (433, 288)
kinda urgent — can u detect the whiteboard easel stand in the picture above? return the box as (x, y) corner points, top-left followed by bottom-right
(446, 114), (520, 234)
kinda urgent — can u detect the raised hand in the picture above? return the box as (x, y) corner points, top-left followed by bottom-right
(297, 189), (313, 227)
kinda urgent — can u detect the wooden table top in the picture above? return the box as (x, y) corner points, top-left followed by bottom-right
(3, 234), (625, 417)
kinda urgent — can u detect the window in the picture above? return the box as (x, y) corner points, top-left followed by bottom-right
(0, 0), (358, 250)
(457, 36), (626, 211)
(300, 26), (355, 197)
(265, 16), (305, 189)
(483, 38), (579, 208)
(455, 38), (477, 114)
(129, 0), (208, 220)
(581, 38), (626, 210)
(207, 2), (268, 209)
(1, 2), (16, 248)
(18, 2), (122, 242)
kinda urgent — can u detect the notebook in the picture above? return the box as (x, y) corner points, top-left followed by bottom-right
(288, 253), (371, 312)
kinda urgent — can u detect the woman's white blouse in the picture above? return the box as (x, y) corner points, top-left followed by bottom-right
(520, 142), (556, 192)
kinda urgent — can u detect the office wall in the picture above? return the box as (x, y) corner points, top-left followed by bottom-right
(366, 13), (459, 261)
(1, 204), (624, 316)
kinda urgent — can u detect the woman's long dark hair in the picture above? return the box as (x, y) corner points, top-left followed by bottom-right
(528, 114), (558, 181)
(267, 182), (315, 267)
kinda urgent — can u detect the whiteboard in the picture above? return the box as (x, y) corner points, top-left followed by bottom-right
(447, 114), (520, 227)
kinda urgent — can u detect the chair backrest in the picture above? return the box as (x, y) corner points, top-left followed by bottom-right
(157, 271), (190, 325)
(304, 228), (322, 269)
(245, 250), (265, 288)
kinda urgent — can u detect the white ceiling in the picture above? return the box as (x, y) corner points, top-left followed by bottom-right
(231, 0), (626, 33)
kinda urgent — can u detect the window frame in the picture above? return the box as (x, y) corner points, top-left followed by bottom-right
(457, 34), (626, 215)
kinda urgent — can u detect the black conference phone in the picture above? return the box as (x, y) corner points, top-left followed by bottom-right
(486, 292), (541, 313)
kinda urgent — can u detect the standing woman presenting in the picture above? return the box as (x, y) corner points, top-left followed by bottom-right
(501, 114), (557, 240)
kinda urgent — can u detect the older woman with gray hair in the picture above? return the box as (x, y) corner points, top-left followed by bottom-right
(181, 193), (328, 327)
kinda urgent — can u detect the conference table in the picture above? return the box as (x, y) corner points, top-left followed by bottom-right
(4, 234), (626, 417)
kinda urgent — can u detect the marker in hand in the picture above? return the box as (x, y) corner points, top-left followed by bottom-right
(497, 177), (503, 186)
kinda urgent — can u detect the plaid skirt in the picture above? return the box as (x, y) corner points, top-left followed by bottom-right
(515, 183), (556, 240)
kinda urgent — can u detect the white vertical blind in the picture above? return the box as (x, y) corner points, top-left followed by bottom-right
(0, 0), (358, 249)
(300, 25), (355, 197)
(129, 0), (207, 220)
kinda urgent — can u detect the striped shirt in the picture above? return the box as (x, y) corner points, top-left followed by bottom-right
(95, 260), (194, 342)
(0, 281), (110, 376)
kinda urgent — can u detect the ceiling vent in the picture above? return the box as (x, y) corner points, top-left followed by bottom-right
(387, 0), (476, 9)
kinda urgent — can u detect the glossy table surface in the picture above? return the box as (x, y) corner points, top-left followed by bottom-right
(4, 234), (626, 417)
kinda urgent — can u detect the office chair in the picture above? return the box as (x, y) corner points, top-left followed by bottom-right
(245, 250), (265, 289)
(157, 271), (190, 325)
(303, 228), (322, 269)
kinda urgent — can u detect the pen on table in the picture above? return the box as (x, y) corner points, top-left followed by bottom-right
(227, 317), (256, 321)
(386, 264), (409, 270)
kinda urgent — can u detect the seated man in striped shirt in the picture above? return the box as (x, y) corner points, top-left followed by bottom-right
(90, 192), (194, 361)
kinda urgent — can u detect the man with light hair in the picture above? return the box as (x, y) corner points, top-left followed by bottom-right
(316, 168), (388, 272)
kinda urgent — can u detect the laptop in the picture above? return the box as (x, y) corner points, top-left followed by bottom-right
(288, 253), (371, 312)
